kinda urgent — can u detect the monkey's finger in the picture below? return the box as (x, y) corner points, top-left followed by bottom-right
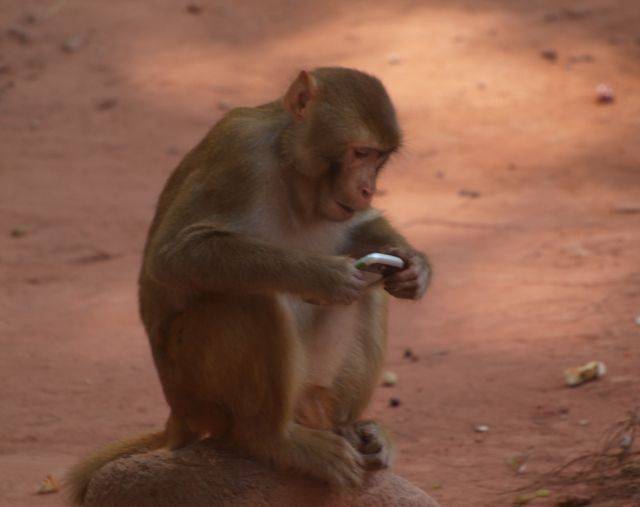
(384, 280), (417, 292)
(385, 267), (419, 283)
(361, 449), (392, 471)
(385, 287), (416, 300)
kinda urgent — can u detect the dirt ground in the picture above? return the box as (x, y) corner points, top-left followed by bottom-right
(1, 1), (640, 506)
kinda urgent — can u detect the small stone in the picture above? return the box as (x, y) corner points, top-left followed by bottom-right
(578, 419), (589, 427)
(217, 100), (232, 112)
(474, 424), (490, 433)
(22, 13), (38, 24)
(7, 27), (31, 44)
(540, 48), (558, 61)
(634, 315), (640, 326)
(10, 227), (27, 238)
(458, 189), (480, 198)
(403, 348), (414, 359)
(557, 494), (593, 507)
(61, 35), (87, 53)
(382, 371), (398, 387)
(389, 397), (401, 407)
(186, 3), (203, 14)
(568, 54), (594, 64)
(514, 493), (535, 504)
(37, 475), (60, 494)
(96, 97), (118, 111)
(387, 53), (402, 65)
(595, 83), (614, 104)
(620, 435), (633, 449)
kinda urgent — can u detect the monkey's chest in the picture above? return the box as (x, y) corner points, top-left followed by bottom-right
(284, 297), (358, 388)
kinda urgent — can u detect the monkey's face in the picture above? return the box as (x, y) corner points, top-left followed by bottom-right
(316, 145), (390, 222)
(283, 68), (401, 222)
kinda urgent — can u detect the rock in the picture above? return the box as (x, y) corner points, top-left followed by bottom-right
(62, 35), (87, 53)
(84, 439), (439, 507)
(186, 3), (203, 14)
(458, 189), (480, 198)
(540, 48), (558, 61)
(95, 97), (118, 111)
(595, 84), (614, 104)
(7, 27), (31, 44)
(382, 371), (398, 386)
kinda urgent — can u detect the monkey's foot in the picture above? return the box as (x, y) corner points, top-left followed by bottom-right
(83, 438), (440, 507)
(337, 420), (395, 471)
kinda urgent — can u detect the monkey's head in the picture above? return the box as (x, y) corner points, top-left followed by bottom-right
(283, 67), (401, 222)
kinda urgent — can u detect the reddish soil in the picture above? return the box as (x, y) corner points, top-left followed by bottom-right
(1, 1), (640, 506)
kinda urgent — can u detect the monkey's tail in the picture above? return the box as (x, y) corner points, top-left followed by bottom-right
(65, 429), (166, 505)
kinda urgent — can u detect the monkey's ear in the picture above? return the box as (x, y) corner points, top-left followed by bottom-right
(283, 70), (318, 121)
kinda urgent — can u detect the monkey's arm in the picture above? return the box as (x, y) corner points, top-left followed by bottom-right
(145, 221), (364, 301)
(346, 214), (431, 300)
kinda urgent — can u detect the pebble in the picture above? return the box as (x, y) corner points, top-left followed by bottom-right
(10, 227), (27, 238)
(387, 53), (401, 65)
(96, 97), (118, 111)
(540, 48), (558, 61)
(217, 100), (232, 111)
(382, 371), (398, 386)
(389, 397), (401, 408)
(61, 35), (87, 53)
(458, 189), (481, 198)
(7, 27), (31, 44)
(595, 83), (615, 104)
(186, 3), (203, 14)
(474, 424), (490, 433)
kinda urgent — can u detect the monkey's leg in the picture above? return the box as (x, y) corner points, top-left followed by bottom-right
(158, 293), (364, 487)
(330, 288), (395, 470)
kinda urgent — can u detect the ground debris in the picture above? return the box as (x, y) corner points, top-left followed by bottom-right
(564, 361), (606, 387)
(521, 407), (640, 505)
(7, 27), (31, 44)
(10, 227), (27, 238)
(62, 34), (87, 53)
(186, 3), (203, 14)
(595, 84), (614, 104)
(458, 189), (480, 198)
(540, 49), (558, 61)
(382, 371), (397, 387)
(95, 97), (118, 111)
(36, 475), (60, 494)
(556, 495), (592, 507)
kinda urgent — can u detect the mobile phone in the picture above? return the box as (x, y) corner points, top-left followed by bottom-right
(355, 253), (405, 285)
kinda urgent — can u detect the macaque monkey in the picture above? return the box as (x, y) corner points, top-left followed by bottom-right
(67, 67), (431, 504)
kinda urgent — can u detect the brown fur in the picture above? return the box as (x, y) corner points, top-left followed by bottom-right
(66, 67), (429, 504)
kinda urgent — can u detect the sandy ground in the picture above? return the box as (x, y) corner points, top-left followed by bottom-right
(1, 1), (640, 506)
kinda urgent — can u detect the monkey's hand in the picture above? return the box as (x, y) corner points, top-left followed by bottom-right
(381, 247), (431, 300)
(337, 420), (394, 471)
(303, 256), (368, 305)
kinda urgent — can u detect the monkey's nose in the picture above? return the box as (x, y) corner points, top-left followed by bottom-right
(360, 186), (374, 202)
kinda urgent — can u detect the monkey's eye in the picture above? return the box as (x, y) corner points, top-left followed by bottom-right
(353, 148), (375, 159)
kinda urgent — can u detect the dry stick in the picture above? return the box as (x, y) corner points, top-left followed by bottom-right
(515, 407), (640, 502)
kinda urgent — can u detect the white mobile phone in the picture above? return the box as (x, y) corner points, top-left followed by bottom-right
(355, 253), (405, 272)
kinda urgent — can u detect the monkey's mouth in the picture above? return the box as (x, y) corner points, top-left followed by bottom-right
(337, 202), (355, 216)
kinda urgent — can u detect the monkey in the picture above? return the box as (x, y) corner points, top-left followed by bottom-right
(66, 67), (431, 505)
